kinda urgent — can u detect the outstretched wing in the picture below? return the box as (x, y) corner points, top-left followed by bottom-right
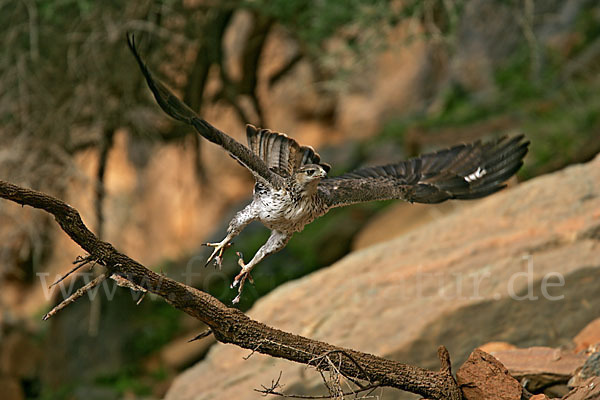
(246, 125), (331, 176)
(318, 135), (529, 208)
(126, 34), (284, 189)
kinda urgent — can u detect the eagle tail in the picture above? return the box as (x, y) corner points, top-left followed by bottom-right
(246, 125), (330, 176)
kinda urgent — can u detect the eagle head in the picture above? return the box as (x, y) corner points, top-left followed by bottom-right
(293, 164), (327, 194)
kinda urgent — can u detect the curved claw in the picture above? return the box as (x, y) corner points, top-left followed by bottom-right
(232, 293), (242, 304)
(202, 241), (232, 268)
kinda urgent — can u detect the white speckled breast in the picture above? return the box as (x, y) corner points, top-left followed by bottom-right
(252, 186), (327, 233)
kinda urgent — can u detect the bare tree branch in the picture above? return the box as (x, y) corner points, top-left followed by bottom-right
(0, 179), (462, 400)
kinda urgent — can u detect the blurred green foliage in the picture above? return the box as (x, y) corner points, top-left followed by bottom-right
(126, 301), (181, 359)
(38, 385), (74, 400)
(37, 0), (95, 21)
(247, 0), (394, 49)
(94, 365), (154, 396)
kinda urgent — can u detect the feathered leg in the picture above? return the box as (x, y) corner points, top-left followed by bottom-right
(231, 230), (290, 304)
(204, 204), (257, 268)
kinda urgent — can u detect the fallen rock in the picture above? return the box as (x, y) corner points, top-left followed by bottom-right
(530, 395), (551, 400)
(166, 156), (600, 399)
(492, 347), (587, 391)
(574, 318), (600, 353)
(479, 341), (518, 353)
(562, 377), (600, 400)
(570, 351), (600, 388)
(456, 349), (522, 400)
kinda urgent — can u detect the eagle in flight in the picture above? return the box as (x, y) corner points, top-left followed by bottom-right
(127, 35), (529, 303)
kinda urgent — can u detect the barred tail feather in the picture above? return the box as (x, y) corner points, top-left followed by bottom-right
(246, 125), (330, 176)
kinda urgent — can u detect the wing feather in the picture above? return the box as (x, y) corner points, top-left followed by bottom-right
(127, 34), (284, 188)
(318, 135), (529, 207)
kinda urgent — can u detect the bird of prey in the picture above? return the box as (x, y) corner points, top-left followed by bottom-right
(127, 34), (529, 303)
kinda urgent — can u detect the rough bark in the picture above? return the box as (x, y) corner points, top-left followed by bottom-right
(0, 179), (462, 400)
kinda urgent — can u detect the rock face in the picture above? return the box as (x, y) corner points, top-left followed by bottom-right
(352, 201), (466, 251)
(166, 154), (600, 400)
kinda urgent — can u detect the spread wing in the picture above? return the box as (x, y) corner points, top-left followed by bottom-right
(126, 34), (284, 189)
(318, 135), (529, 208)
(246, 125), (331, 176)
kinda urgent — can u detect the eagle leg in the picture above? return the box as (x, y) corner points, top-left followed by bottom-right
(230, 230), (290, 304)
(203, 204), (258, 268)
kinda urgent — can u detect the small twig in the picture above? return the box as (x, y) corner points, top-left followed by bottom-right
(258, 349), (381, 399)
(109, 272), (148, 305)
(256, 382), (382, 399)
(258, 370), (285, 396)
(188, 328), (213, 342)
(135, 292), (147, 305)
(244, 340), (265, 360)
(318, 369), (335, 397)
(312, 350), (371, 386)
(49, 255), (97, 288)
(43, 272), (111, 320)
(110, 272), (147, 293)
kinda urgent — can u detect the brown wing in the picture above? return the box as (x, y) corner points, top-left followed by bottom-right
(318, 135), (529, 208)
(246, 125), (331, 176)
(126, 34), (284, 189)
